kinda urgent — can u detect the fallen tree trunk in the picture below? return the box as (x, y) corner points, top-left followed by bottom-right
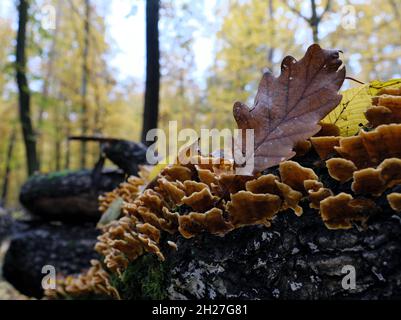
(3, 220), (100, 298)
(113, 197), (401, 300)
(19, 169), (125, 222)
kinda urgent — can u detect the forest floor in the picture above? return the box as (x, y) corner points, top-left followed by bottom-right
(0, 212), (29, 300)
(0, 240), (28, 300)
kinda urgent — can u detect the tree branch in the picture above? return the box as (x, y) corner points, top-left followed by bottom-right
(317, 0), (332, 23)
(285, 3), (310, 23)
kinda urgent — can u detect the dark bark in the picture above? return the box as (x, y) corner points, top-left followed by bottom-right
(162, 205), (401, 299)
(100, 139), (148, 176)
(69, 136), (149, 175)
(19, 169), (125, 222)
(80, 0), (91, 168)
(141, 0), (160, 146)
(3, 221), (100, 298)
(16, 0), (39, 176)
(64, 103), (72, 170)
(93, 77), (103, 136)
(53, 92), (65, 171)
(1, 127), (17, 206)
(54, 107), (62, 171)
(0, 213), (14, 242)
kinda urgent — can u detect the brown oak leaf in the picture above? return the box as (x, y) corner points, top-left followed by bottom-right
(233, 44), (346, 175)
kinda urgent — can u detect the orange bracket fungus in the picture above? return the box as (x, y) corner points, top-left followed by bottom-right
(310, 136), (340, 160)
(293, 140), (312, 157)
(303, 180), (333, 209)
(366, 92), (401, 127)
(45, 260), (120, 300)
(335, 124), (401, 168)
(315, 122), (341, 137)
(351, 168), (386, 196)
(279, 161), (318, 192)
(326, 158), (357, 183)
(178, 208), (234, 239)
(351, 158), (401, 196)
(320, 193), (378, 229)
(226, 191), (281, 227)
(181, 187), (217, 212)
(387, 193), (401, 212)
(245, 174), (303, 215)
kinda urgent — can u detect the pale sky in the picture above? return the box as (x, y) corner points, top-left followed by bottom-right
(0, 0), (216, 86)
(0, 0), (370, 89)
(106, 0), (147, 81)
(106, 0), (215, 83)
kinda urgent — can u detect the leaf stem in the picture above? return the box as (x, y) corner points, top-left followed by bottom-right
(345, 76), (365, 85)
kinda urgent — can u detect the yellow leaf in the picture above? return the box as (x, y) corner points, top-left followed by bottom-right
(368, 79), (401, 95)
(147, 154), (177, 181)
(322, 79), (401, 136)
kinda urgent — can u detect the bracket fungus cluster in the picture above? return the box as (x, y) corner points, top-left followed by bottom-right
(98, 168), (151, 213)
(366, 88), (401, 127)
(387, 193), (401, 212)
(45, 260), (120, 300)
(320, 193), (378, 229)
(45, 45), (401, 300)
(326, 158), (357, 183)
(95, 156), (321, 278)
(351, 158), (401, 196)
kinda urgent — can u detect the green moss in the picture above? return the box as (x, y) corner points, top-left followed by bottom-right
(45, 170), (76, 179)
(27, 170), (75, 182)
(110, 254), (168, 300)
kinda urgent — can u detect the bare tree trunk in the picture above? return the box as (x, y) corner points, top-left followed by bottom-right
(310, 0), (319, 43)
(54, 95), (62, 171)
(389, 0), (401, 26)
(64, 139), (71, 170)
(93, 75), (103, 136)
(37, 0), (62, 166)
(80, 0), (91, 168)
(16, 0), (39, 176)
(179, 69), (188, 127)
(1, 127), (17, 207)
(64, 102), (71, 170)
(267, 0), (275, 68)
(141, 0), (160, 146)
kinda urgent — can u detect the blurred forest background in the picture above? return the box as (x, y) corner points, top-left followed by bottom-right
(1, 0), (401, 207)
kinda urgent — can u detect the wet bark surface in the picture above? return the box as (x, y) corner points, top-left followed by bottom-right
(2, 220), (99, 298)
(161, 152), (401, 300)
(19, 169), (125, 222)
(165, 207), (401, 299)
